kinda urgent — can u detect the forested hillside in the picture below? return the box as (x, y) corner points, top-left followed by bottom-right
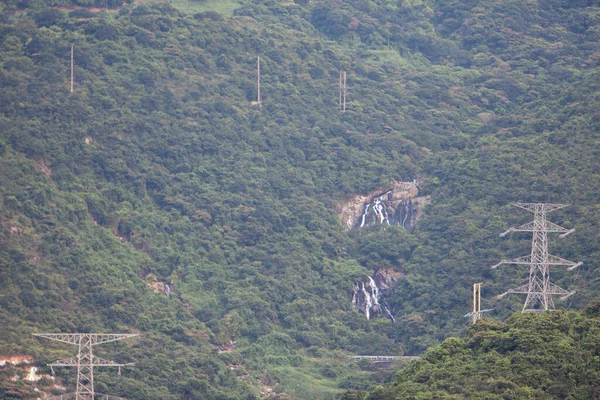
(0, 0), (599, 398)
(361, 302), (600, 399)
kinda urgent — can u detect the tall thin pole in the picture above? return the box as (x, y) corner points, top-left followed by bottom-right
(257, 56), (261, 107)
(468, 283), (489, 324)
(339, 70), (342, 111)
(343, 71), (347, 112)
(478, 283), (481, 317)
(70, 45), (74, 93)
(472, 283), (477, 325)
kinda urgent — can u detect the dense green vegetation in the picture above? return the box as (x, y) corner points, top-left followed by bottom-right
(360, 301), (600, 399)
(0, 0), (599, 398)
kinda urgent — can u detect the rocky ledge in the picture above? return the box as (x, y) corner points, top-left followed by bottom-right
(337, 181), (430, 230)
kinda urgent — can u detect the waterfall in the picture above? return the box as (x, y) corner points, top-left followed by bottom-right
(381, 296), (396, 323)
(353, 276), (395, 322)
(360, 204), (370, 228)
(361, 282), (373, 320)
(402, 202), (409, 228)
(360, 191), (392, 228)
(368, 276), (380, 307)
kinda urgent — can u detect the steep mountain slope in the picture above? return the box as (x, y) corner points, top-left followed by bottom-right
(1, 0), (599, 398)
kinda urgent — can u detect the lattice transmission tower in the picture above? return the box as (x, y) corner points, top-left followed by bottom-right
(492, 203), (582, 313)
(33, 333), (138, 400)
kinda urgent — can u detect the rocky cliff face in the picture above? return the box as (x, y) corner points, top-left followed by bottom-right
(373, 268), (404, 290)
(145, 273), (172, 296)
(337, 181), (430, 230)
(352, 275), (395, 322)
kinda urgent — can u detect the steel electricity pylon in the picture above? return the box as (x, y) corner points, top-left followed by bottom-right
(33, 333), (138, 400)
(492, 203), (582, 313)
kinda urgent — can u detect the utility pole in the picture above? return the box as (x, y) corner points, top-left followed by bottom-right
(464, 282), (492, 324)
(473, 282), (481, 324)
(338, 70), (348, 111)
(33, 333), (138, 400)
(343, 70), (347, 112)
(492, 203), (582, 313)
(256, 56), (261, 107)
(70, 45), (74, 93)
(339, 70), (342, 111)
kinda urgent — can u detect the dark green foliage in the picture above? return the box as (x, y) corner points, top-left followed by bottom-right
(32, 8), (65, 27)
(1, 0), (600, 398)
(363, 309), (600, 399)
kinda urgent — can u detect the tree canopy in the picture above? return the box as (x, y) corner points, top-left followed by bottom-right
(0, 0), (599, 398)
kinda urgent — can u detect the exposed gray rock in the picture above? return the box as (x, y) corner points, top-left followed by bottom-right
(352, 276), (395, 322)
(337, 181), (430, 230)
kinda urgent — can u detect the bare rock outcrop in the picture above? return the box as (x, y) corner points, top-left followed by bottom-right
(373, 268), (404, 290)
(337, 181), (430, 230)
(0, 355), (34, 366)
(145, 273), (172, 296)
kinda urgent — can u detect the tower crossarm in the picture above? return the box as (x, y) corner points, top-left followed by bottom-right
(492, 254), (581, 269)
(499, 287), (570, 298)
(512, 203), (569, 213)
(92, 357), (135, 367)
(48, 357), (134, 368)
(33, 333), (138, 346)
(491, 256), (531, 268)
(496, 283), (530, 298)
(546, 281), (574, 297)
(33, 333), (83, 345)
(89, 334), (138, 346)
(47, 357), (79, 367)
(547, 255), (581, 267)
(500, 221), (574, 236)
(47, 393), (128, 400)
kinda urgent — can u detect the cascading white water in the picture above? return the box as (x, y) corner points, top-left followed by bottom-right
(360, 204), (370, 228)
(380, 296), (396, 323)
(359, 191), (392, 228)
(402, 202), (409, 228)
(361, 282), (373, 320)
(368, 276), (380, 307)
(353, 276), (395, 322)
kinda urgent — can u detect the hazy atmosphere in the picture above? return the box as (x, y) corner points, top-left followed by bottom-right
(1, 0), (599, 398)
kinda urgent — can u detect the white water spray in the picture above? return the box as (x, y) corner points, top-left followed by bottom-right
(359, 191), (392, 228)
(353, 276), (395, 322)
